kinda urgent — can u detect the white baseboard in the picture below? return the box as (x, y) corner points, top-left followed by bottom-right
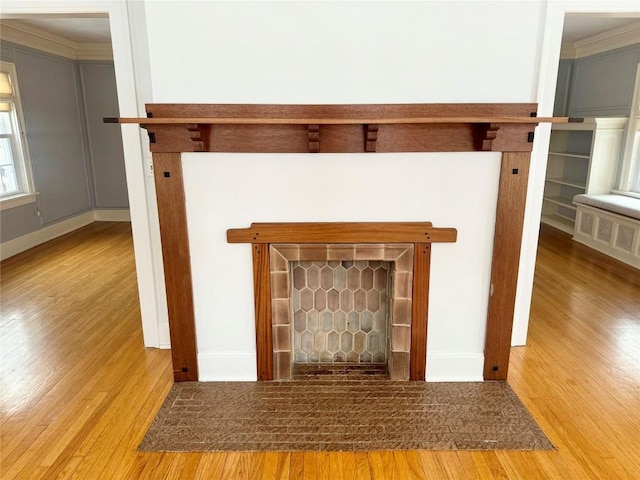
(198, 352), (257, 381)
(1, 211), (94, 261)
(1, 209), (131, 261)
(197, 351), (483, 382)
(93, 209), (131, 222)
(425, 352), (484, 382)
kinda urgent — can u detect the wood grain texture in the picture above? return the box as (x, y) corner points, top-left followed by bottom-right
(252, 243), (273, 381)
(129, 103), (551, 154)
(410, 243), (432, 381)
(227, 222), (457, 244)
(152, 152), (198, 382)
(1, 223), (639, 478)
(483, 152), (531, 380)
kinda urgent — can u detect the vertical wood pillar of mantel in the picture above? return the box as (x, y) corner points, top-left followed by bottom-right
(252, 243), (273, 380)
(152, 152), (198, 382)
(483, 152), (531, 380)
(410, 242), (432, 381)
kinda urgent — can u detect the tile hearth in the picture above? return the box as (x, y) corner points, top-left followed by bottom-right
(139, 380), (554, 452)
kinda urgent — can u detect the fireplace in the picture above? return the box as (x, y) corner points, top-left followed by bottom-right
(227, 222), (457, 380)
(105, 102), (571, 382)
(271, 244), (413, 380)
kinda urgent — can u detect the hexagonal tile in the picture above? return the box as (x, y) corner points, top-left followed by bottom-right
(300, 288), (314, 311)
(347, 268), (360, 290)
(367, 331), (380, 353)
(347, 313), (360, 333)
(294, 310), (306, 332)
(307, 310), (319, 331)
(346, 351), (359, 362)
(293, 331), (301, 351)
(361, 267), (374, 290)
(334, 351), (346, 362)
(354, 289), (367, 312)
(340, 290), (353, 311)
(314, 289), (326, 311)
(308, 351), (320, 363)
(335, 311), (346, 332)
(314, 331), (326, 352)
(295, 351), (307, 363)
(374, 267), (388, 290)
(354, 331), (366, 353)
(307, 265), (320, 289)
(320, 350), (333, 362)
(293, 266), (306, 289)
(320, 266), (333, 289)
(301, 330), (314, 354)
(327, 331), (340, 351)
(373, 352), (386, 363)
(354, 260), (367, 270)
(327, 289), (340, 311)
(320, 311), (333, 332)
(361, 311), (373, 332)
(340, 331), (353, 352)
(333, 266), (347, 290)
(373, 311), (386, 332)
(360, 351), (372, 362)
(367, 290), (380, 311)
(291, 289), (300, 312)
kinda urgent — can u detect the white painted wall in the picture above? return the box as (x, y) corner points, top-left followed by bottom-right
(183, 153), (500, 380)
(142, 0), (546, 381)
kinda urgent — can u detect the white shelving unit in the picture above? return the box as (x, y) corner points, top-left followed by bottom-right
(542, 117), (627, 234)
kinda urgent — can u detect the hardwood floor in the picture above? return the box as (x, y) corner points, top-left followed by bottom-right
(1, 222), (638, 479)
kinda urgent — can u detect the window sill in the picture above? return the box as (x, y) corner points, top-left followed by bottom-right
(611, 190), (640, 200)
(0, 192), (38, 211)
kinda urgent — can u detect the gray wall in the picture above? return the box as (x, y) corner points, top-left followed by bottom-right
(0, 41), (127, 243)
(555, 44), (640, 117)
(79, 63), (127, 209)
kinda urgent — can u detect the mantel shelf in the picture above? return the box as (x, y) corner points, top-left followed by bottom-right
(104, 104), (581, 154)
(106, 115), (579, 125)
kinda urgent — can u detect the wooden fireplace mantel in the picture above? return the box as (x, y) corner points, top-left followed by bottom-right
(228, 222), (458, 381)
(106, 103), (578, 382)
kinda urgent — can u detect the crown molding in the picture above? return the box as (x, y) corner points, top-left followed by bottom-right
(561, 22), (640, 60)
(0, 21), (112, 61)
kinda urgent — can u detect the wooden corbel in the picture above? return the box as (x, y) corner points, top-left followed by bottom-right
(365, 124), (379, 152)
(308, 124), (320, 153)
(187, 124), (210, 152)
(479, 123), (501, 151)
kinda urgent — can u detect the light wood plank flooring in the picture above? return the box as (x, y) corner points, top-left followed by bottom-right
(1, 222), (638, 479)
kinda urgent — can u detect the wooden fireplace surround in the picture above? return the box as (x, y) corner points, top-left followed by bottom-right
(106, 103), (577, 382)
(227, 222), (458, 381)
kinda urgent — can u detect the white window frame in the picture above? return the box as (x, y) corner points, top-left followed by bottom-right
(0, 60), (37, 210)
(615, 63), (640, 198)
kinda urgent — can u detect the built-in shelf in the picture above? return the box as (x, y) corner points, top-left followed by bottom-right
(542, 117), (627, 234)
(545, 177), (587, 189)
(548, 151), (590, 159)
(541, 213), (575, 234)
(543, 196), (577, 210)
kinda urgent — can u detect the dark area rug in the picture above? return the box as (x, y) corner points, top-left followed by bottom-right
(139, 378), (554, 452)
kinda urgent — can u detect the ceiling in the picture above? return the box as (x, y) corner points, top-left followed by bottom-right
(3, 15), (111, 44)
(562, 15), (639, 45)
(0, 12), (638, 48)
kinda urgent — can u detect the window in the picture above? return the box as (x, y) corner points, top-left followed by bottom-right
(617, 63), (640, 197)
(0, 61), (36, 209)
